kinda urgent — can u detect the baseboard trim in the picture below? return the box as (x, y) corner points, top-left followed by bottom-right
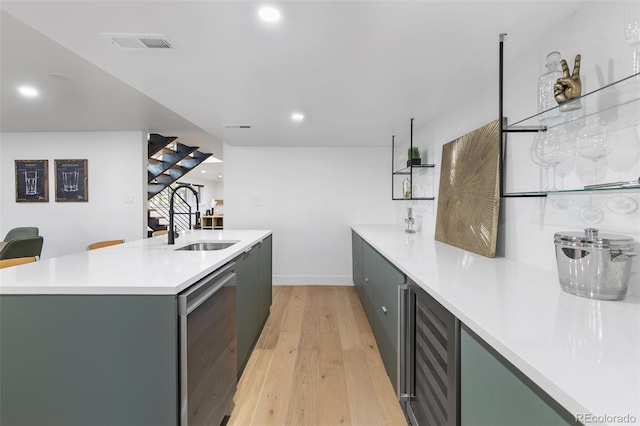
(273, 275), (353, 286)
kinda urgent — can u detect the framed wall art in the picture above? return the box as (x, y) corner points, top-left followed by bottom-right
(15, 160), (49, 202)
(435, 119), (503, 258)
(55, 159), (88, 202)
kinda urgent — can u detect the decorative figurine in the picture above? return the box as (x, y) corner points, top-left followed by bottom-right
(554, 54), (582, 110)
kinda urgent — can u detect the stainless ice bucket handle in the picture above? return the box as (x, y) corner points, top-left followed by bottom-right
(611, 252), (639, 262)
(561, 247), (590, 259)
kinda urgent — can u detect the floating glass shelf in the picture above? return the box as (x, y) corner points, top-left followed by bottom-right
(507, 71), (640, 132)
(503, 185), (640, 197)
(392, 164), (436, 175)
(392, 197), (436, 201)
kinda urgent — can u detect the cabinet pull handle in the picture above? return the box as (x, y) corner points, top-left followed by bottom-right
(381, 305), (388, 314)
(245, 246), (253, 253)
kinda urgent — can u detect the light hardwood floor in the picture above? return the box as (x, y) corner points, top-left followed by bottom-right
(228, 285), (407, 426)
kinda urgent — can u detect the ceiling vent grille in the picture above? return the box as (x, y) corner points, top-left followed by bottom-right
(223, 124), (252, 129)
(101, 33), (174, 50)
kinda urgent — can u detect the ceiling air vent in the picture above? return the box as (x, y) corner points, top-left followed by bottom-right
(101, 33), (174, 50)
(223, 124), (252, 129)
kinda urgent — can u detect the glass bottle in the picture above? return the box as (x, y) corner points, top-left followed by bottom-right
(403, 177), (411, 199)
(538, 51), (563, 122)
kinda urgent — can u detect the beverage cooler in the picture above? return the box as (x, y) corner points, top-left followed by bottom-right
(400, 280), (460, 426)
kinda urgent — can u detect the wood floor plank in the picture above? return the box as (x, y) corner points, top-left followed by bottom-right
(251, 331), (301, 425)
(229, 285), (405, 426)
(285, 348), (320, 425)
(256, 287), (291, 350)
(280, 286), (308, 333)
(336, 297), (363, 350)
(343, 350), (387, 426)
(360, 331), (407, 426)
(306, 285), (336, 306)
(318, 331), (352, 426)
(228, 349), (274, 426)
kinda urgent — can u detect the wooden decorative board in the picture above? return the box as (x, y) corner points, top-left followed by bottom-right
(435, 119), (503, 258)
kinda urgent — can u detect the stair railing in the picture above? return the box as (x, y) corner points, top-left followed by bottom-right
(148, 186), (195, 231)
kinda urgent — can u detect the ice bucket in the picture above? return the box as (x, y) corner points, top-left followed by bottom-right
(554, 228), (637, 301)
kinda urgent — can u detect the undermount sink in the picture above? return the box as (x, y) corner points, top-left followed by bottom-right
(175, 241), (239, 251)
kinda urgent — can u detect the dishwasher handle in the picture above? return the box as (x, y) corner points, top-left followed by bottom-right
(178, 262), (236, 315)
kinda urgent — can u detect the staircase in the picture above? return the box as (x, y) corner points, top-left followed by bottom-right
(147, 133), (211, 236)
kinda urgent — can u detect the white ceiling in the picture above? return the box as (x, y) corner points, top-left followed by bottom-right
(1, 1), (585, 179)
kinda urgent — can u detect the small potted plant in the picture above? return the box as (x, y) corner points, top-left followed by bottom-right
(407, 146), (421, 167)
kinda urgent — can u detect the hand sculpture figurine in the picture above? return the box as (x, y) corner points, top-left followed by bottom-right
(554, 54), (582, 106)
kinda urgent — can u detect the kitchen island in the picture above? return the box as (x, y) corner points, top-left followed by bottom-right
(353, 224), (639, 426)
(0, 229), (272, 426)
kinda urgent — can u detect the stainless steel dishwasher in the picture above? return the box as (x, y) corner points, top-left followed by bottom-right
(178, 262), (237, 426)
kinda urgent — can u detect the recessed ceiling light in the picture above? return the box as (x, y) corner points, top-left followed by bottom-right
(258, 6), (281, 22)
(218, 174), (223, 179)
(291, 112), (304, 122)
(201, 170), (207, 173)
(18, 85), (39, 98)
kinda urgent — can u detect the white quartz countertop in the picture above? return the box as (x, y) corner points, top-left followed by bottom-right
(352, 224), (640, 426)
(0, 230), (271, 295)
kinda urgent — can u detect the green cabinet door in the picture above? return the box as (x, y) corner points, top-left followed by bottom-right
(352, 231), (364, 300)
(368, 244), (404, 393)
(0, 295), (178, 426)
(258, 235), (273, 327)
(361, 242), (377, 325)
(461, 325), (575, 426)
(359, 238), (404, 392)
(235, 245), (260, 377)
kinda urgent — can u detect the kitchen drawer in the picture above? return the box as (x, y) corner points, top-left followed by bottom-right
(373, 285), (399, 355)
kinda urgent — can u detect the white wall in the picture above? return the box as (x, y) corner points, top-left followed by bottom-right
(177, 176), (221, 214)
(0, 131), (146, 258)
(404, 2), (640, 296)
(224, 145), (396, 285)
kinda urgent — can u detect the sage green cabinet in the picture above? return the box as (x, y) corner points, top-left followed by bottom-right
(352, 231), (405, 392)
(0, 295), (178, 426)
(258, 236), (273, 327)
(235, 236), (273, 377)
(352, 231), (364, 299)
(461, 325), (575, 426)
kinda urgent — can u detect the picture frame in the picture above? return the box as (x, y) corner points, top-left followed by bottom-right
(55, 159), (88, 202)
(15, 160), (49, 202)
(435, 119), (503, 258)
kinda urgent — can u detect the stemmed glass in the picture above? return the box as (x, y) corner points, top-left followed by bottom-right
(605, 126), (640, 214)
(530, 131), (550, 190)
(534, 127), (571, 190)
(552, 140), (576, 211)
(575, 115), (612, 224)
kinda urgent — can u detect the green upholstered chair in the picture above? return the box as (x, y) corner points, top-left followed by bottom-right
(3, 227), (39, 242)
(0, 236), (44, 260)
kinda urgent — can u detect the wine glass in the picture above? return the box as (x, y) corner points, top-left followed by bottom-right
(535, 127), (571, 190)
(605, 125), (640, 214)
(530, 131), (550, 190)
(552, 140), (576, 211)
(575, 115), (611, 223)
(575, 115), (612, 178)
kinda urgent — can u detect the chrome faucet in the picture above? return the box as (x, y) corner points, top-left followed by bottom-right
(168, 184), (200, 245)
